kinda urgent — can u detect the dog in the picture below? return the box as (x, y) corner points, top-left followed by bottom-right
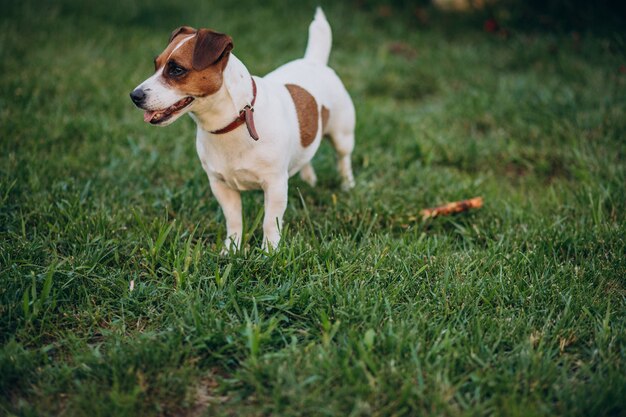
(130, 8), (356, 252)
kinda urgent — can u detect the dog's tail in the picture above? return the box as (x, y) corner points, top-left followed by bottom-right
(304, 7), (332, 66)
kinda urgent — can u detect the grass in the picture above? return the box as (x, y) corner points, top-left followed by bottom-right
(1, 0), (625, 416)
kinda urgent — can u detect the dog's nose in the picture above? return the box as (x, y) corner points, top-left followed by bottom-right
(130, 88), (146, 105)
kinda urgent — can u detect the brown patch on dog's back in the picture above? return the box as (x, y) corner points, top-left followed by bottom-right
(285, 84), (318, 147)
(321, 105), (330, 134)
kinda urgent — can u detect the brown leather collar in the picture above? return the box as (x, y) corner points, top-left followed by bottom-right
(209, 78), (259, 140)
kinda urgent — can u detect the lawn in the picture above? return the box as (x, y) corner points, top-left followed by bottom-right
(1, 0), (625, 416)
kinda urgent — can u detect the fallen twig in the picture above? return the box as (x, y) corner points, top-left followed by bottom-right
(420, 197), (483, 220)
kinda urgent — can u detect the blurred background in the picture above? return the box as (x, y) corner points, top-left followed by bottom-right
(2, 0), (625, 250)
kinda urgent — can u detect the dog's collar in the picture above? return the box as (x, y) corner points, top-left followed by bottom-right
(210, 78), (259, 141)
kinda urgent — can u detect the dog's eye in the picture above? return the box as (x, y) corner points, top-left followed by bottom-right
(167, 62), (187, 77)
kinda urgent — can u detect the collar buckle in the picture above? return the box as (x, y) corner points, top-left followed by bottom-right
(209, 78), (259, 141)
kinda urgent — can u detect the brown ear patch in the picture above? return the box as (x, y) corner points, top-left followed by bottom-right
(169, 26), (196, 43)
(285, 84), (319, 147)
(321, 105), (330, 133)
(192, 29), (233, 70)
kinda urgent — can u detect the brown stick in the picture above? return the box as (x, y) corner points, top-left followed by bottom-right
(420, 197), (483, 220)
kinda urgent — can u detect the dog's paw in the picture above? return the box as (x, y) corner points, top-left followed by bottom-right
(220, 238), (242, 256)
(261, 236), (281, 253)
(299, 164), (317, 187)
(341, 178), (355, 191)
(302, 174), (317, 187)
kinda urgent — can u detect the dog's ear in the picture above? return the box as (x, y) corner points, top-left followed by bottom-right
(192, 29), (233, 70)
(168, 26), (196, 43)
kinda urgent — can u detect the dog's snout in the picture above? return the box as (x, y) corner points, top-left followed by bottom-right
(130, 88), (146, 105)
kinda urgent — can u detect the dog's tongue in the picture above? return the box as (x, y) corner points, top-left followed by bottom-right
(143, 111), (157, 123)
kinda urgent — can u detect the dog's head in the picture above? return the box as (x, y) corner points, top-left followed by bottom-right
(130, 26), (233, 126)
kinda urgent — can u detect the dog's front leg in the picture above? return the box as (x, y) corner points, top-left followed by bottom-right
(262, 176), (289, 251)
(209, 178), (243, 254)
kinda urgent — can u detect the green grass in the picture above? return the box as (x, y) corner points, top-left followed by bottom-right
(1, 0), (625, 416)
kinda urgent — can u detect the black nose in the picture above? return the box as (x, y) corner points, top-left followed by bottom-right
(130, 88), (146, 105)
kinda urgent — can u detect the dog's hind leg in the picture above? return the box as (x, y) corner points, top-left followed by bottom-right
(327, 90), (356, 190)
(333, 133), (355, 191)
(328, 126), (355, 190)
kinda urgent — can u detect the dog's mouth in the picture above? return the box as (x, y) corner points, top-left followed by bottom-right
(143, 97), (195, 125)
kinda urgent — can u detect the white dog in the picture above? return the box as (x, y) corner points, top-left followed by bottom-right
(130, 8), (356, 251)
